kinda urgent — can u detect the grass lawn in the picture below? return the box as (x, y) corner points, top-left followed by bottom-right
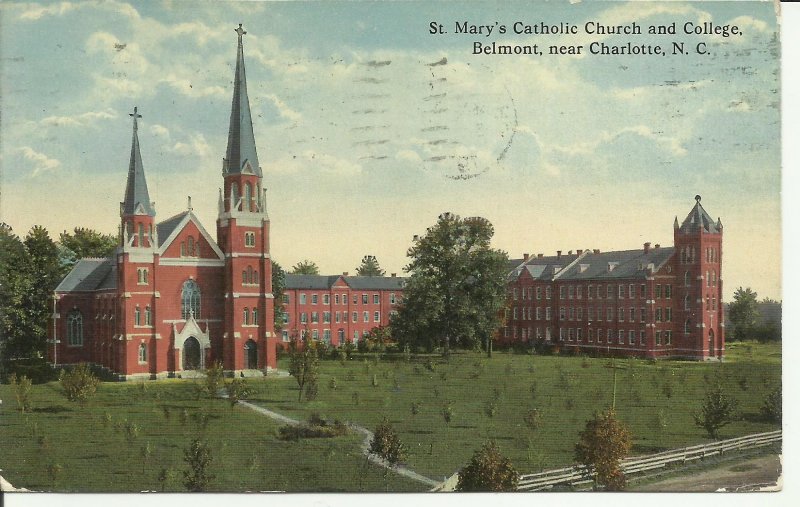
(245, 341), (781, 480)
(0, 379), (426, 492)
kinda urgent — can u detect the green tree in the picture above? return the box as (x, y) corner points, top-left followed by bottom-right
(225, 377), (252, 407)
(59, 363), (100, 404)
(356, 255), (386, 276)
(456, 441), (519, 492)
(9, 373), (33, 412)
(287, 334), (319, 401)
(22, 226), (63, 356)
(0, 224), (34, 363)
(272, 261), (287, 333)
(392, 213), (508, 354)
(183, 438), (215, 492)
(728, 287), (759, 341)
(760, 385), (781, 423)
(58, 227), (117, 263)
(694, 383), (739, 439)
(201, 361), (225, 398)
(369, 418), (406, 467)
(291, 259), (319, 275)
(574, 409), (632, 491)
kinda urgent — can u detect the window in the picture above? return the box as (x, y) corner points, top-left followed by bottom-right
(282, 330), (289, 342)
(362, 294), (368, 304)
(607, 329), (614, 343)
(282, 312), (289, 324)
(640, 307), (646, 323)
(373, 294), (380, 305)
(323, 311), (331, 323)
(354, 330), (360, 342)
(656, 331), (662, 345)
(640, 284), (646, 298)
(629, 330), (635, 345)
(145, 306), (152, 326)
(656, 308), (663, 322)
(343, 311), (349, 323)
(335, 312), (341, 323)
(684, 271), (690, 287)
(576, 286), (583, 299)
(300, 312), (308, 324)
(335, 294), (340, 305)
(546, 307), (552, 321)
(607, 308), (613, 322)
(568, 285), (574, 299)
(282, 294), (289, 304)
(568, 328), (574, 342)
(536, 287), (542, 300)
(180, 242), (186, 257)
(559, 328), (565, 341)
(684, 318), (692, 334)
(67, 310), (83, 346)
(135, 306), (141, 326)
(618, 308), (625, 322)
(300, 293), (307, 305)
(629, 284), (634, 298)
(628, 307), (634, 322)
(312, 294), (318, 305)
(536, 307), (542, 320)
(655, 284), (662, 298)
(252, 308), (258, 326)
(597, 329), (603, 344)
(587, 308), (593, 322)
(559, 307), (566, 320)
(181, 280), (201, 319)
(311, 312), (319, 323)
(684, 294), (690, 311)
(588, 329), (594, 343)
(137, 268), (148, 285)
(546, 286), (552, 300)
(390, 293), (396, 304)
(374, 311), (380, 322)
(665, 331), (672, 345)
(618, 285), (625, 298)
(706, 271), (710, 287)
(245, 231), (255, 247)
(323, 294), (330, 305)
(513, 288), (519, 300)
(323, 330), (331, 343)
(352, 312), (358, 322)
(363, 311), (369, 322)
(343, 295), (349, 305)
(312, 329), (319, 340)
(665, 308), (672, 322)
(577, 328), (583, 342)
(587, 285), (593, 300)
(244, 182), (252, 212)
(243, 308), (249, 325)
(606, 285), (613, 299)
(138, 223), (145, 247)
(138, 343), (147, 364)
(665, 284), (672, 299)
(618, 330), (624, 344)
(560, 286), (566, 300)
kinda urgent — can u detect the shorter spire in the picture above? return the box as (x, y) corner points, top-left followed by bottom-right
(122, 106), (156, 217)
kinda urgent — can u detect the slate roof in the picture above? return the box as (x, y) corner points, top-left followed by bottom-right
(121, 110), (156, 217)
(284, 274), (405, 291)
(558, 247), (675, 280)
(156, 211), (191, 247)
(55, 258), (116, 292)
(223, 26), (261, 177)
(508, 254), (580, 281)
(679, 197), (720, 234)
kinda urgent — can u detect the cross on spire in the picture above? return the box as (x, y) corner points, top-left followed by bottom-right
(129, 106), (142, 131)
(235, 23), (246, 44)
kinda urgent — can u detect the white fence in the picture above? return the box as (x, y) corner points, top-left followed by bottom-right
(517, 430), (781, 491)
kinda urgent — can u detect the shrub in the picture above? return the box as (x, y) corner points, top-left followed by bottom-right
(760, 385), (781, 423)
(369, 418), (406, 466)
(411, 401), (421, 416)
(9, 373), (33, 413)
(693, 384), (738, 439)
(225, 377), (252, 407)
(456, 441), (518, 492)
(329, 376), (338, 390)
(278, 415), (348, 441)
(183, 439), (215, 491)
(574, 409), (632, 491)
(523, 409), (542, 431)
(202, 362), (225, 398)
(59, 363), (100, 403)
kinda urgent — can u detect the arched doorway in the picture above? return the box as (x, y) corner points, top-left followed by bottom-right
(183, 336), (201, 370)
(245, 340), (258, 369)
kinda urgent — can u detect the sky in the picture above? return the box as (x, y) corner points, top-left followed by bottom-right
(0, 0), (782, 301)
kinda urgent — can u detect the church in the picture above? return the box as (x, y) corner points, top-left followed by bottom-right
(49, 25), (278, 379)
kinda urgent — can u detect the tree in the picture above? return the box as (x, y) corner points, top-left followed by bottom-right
(287, 334), (319, 401)
(574, 409), (632, 491)
(58, 227), (117, 262)
(22, 226), (63, 357)
(456, 441), (518, 492)
(694, 383), (738, 439)
(760, 385), (781, 423)
(59, 363), (100, 403)
(392, 213), (508, 354)
(183, 438), (215, 492)
(356, 255), (385, 276)
(291, 259), (319, 275)
(369, 418), (406, 467)
(728, 287), (759, 341)
(225, 377), (252, 407)
(272, 261), (287, 333)
(0, 224), (34, 363)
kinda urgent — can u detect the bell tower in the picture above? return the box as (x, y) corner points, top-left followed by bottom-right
(216, 24), (276, 373)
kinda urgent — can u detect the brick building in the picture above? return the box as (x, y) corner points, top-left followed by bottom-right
(279, 273), (405, 346)
(501, 196), (724, 360)
(49, 25), (278, 379)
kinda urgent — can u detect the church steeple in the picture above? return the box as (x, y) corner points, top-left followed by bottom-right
(121, 107), (155, 217)
(223, 24), (261, 177)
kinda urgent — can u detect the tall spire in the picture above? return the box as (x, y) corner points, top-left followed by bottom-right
(223, 23), (261, 177)
(122, 106), (155, 217)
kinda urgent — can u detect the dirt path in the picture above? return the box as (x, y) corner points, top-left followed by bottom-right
(633, 454), (782, 492)
(237, 400), (440, 488)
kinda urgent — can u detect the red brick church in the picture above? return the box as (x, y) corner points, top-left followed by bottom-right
(49, 25), (278, 379)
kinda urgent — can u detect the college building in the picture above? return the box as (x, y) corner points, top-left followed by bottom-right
(500, 196), (725, 360)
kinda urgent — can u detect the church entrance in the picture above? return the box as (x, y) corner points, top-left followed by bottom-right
(183, 336), (201, 370)
(245, 340), (258, 369)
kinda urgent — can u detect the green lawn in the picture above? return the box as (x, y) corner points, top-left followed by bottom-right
(247, 341), (781, 480)
(0, 379), (426, 492)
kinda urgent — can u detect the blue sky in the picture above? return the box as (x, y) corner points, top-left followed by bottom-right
(0, 0), (782, 300)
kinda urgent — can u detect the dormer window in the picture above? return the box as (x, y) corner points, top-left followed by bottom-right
(607, 262), (619, 272)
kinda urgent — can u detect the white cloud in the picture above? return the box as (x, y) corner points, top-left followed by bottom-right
(17, 147), (61, 177)
(40, 109), (116, 127)
(159, 74), (226, 98)
(264, 94), (302, 122)
(168, 133), (212, 158)
(149, 124), (171, 140)
(17, 1), (77, 20)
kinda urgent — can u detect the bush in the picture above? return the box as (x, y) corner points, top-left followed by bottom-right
(278, 414), (349, 441)
(760, 385), (781, 423)
(225, 377), (252, 406)
(59, 363), (100, 403)
(574, 409), (632, 491)
(693, 384), (738, 439)
(9, 373), (33, 412)
(523, 409), (541, 431)
(202, 362), (225, 398)
(369, 418), (406, 466)
(456, 441), (518, 491)
(183, 439), (215, 491)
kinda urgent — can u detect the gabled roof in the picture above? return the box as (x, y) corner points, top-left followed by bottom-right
(156, 211), (190, 248)
(679, 196), (720, 234)
(223, 25), (261, 177)
(284, 274), (406, 291)
(56, 258), (115, 292)
(508, 254), (580, 281)
(558, 247), (675, 280)
(121, 108), (155, 217)
(156, 210), (224, 259)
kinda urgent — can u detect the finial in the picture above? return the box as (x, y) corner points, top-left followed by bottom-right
(235, 23), (247, 44)
(187, 195), (193, 210)
(695, 194), (701, 203)
(129, 106), (142, 131)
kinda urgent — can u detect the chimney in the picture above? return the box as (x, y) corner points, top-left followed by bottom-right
(523, 253), (529, 261)
(557, 250), (562, 259)
(577, 249), (583, 256)
(537, 253), (543, 258)
(644, 242), (651, 254)
(391, 273), (396, 277)
(593, 249), (600, 254)
(343, 271), (349, 276)
(568, 250), (573, 255)
(654, 243), (660, 249)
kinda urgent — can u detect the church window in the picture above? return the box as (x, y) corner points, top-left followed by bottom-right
(706, 271), (710, 287)
(231, 182), (240, 210)
(181, 280), (201, 319)
(67, 310), (83, 346)
(138, 223), (144, 247)
(243, 308), (249, 325)
(684, 318), (692, 334)
(712, 271), (716, 286)
(181, 242), (186, 256)
(139, 343), (147, 364)
(245, 232), (255, 247)
(145, 306), (152, 326)
(135, 306), (141, 326)
(137, 268), (148, 285)
(242, 270), (247, 284)
(684, 294), (690, 310)
(244, 183), (252, 212)
(684, 271), (690, 287)
(252, 308), (258, 325)
(187, 236), (195, 257)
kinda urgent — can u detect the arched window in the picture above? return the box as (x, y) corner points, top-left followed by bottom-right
(681, 248), (686, 264)
(134, 306), (141, 326)
(254, 270), (258, 284)
(691, 247), (696, 262)
(252, 308), (259, 326)
(138, 223), (145, 247)
(180, 242), (186, 257)
(231, 182), (240, 210)
(181, 280), (201, 319)
(247, 266), (254, 284)
(242, 270), (247, 285)
(188, 236), (195, 257)
(194, 239), (200, 257)
(145, 306), (152, 326)
(67, 310), (83, 346)
(139, 343), (147, 363)
(684, 271), (690, 287)
(706, 271), (710, 287)
(684, 294), (690, 310)
(712, 271), (716, 286)
(684, 318), (692, 334)
(244, 183), (252, 212)
(243, 308), (249, 325)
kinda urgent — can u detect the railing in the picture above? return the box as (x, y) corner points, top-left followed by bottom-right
(517, 430), (781, 491)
